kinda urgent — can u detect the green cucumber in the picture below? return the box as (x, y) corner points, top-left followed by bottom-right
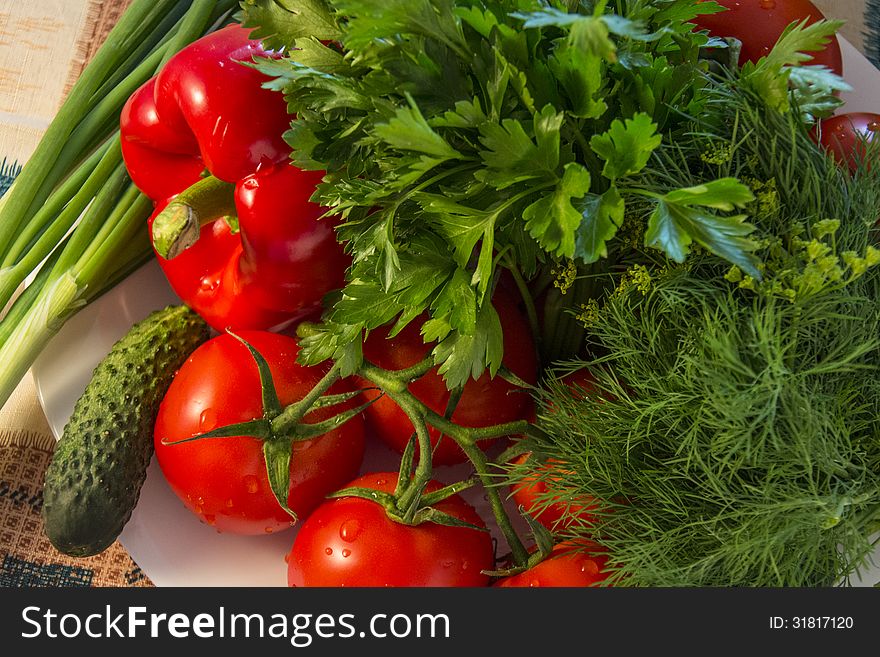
(42, 304), (210, 556)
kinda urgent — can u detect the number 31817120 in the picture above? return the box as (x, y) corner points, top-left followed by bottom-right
(791, 617), (854, 629)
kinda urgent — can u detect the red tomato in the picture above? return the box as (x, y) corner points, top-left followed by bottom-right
(814, 112), (880, 172)
(286, 472), (496, 587)
(559, 367), (600, 400)
(493, 541), (610, 587)
(154, 331), (365, 535)
(693, 0), (843, 75)
(510, 368), (602, 530)
(361, 288), (538, 465)
(510, 452), (598, 532)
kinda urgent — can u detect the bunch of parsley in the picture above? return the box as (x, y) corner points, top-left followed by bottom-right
(240, 0), (792, 386)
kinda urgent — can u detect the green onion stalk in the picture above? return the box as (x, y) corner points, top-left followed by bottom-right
(0, 0), (239, 408)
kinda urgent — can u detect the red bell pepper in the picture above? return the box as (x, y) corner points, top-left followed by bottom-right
(119, 24), (349, 331)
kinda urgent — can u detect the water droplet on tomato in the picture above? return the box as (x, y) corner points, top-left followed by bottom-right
(529, 579), (541, 587)
(339, 519), (362, 542)
(868, 121), (880, 132)
(244, 475), (260, 493)
(341, 549), (351, 558)
(204, 514), (216, 526)
(376, 478), (387, 485)
(199, 408), (218, 431)
(442, 560), (455, 569)
(225, 498), (234, 508)
(759, 0), (775, 9)
(580, 559), (599, 576)
(264, 527), (274, 534)
(325, 547), (333, 556)
(461, 560), (470, 572)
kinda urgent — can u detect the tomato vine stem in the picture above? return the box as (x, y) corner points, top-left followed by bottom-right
(358, 361), (531, 565)
(256, 350), (535, 566)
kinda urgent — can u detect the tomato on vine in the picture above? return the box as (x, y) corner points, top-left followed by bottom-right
(286, 472), (496, 587)
(493, 542), (610, 588)
(154, 331), (366, 535)
(361, 287), (538, 466)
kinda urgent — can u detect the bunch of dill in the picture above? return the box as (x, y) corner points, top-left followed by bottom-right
(514, 82), (880, 587)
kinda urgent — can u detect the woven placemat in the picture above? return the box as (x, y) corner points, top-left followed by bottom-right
(0, 431), (152, 587)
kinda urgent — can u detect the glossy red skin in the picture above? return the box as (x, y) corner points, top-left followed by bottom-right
(814, 112), (880, 173)
(693, 0), (843, 75)
(236, 162), (347, 315)
(493, 542), (610, 588)
(154, 331), (365, 535)
(361, 289), (538, 465)
(510, 452), (598, 532)
(121, 25), (349, 331)
(287, 472), (495, 587)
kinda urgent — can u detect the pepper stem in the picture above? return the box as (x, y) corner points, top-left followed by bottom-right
(151, 175), (236, 259)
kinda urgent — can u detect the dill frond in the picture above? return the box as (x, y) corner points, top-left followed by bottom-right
(512, 81), (880, 587)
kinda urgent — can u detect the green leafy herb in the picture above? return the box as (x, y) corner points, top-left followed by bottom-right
(242, 0), (775, 386)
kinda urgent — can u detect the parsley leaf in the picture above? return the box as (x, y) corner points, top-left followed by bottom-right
(374, 96), (463, 161)
(431, 296), (504, 389)
(523, 162), (591, 259)
(574, 185), (625, 264)
(241, 0), (340, 50)
(590, 113), (662, 181)
(740, 18), (846, 114)
(645, 179), (760, 277)
(259, 0), (768, 384)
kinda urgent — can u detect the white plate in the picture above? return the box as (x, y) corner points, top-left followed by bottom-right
(33, 39), (880, 588)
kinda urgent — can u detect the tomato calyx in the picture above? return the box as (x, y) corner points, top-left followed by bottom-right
(329, 437), (486, 531)
(160, 331), (375, 519)
(326, 484), (487, 531)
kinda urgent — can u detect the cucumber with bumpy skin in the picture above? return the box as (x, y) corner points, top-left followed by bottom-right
(42, 304), (210, 556)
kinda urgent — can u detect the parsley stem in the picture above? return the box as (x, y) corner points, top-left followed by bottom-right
(503, 255), (541, 353)
(618, 187), (663, 200)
